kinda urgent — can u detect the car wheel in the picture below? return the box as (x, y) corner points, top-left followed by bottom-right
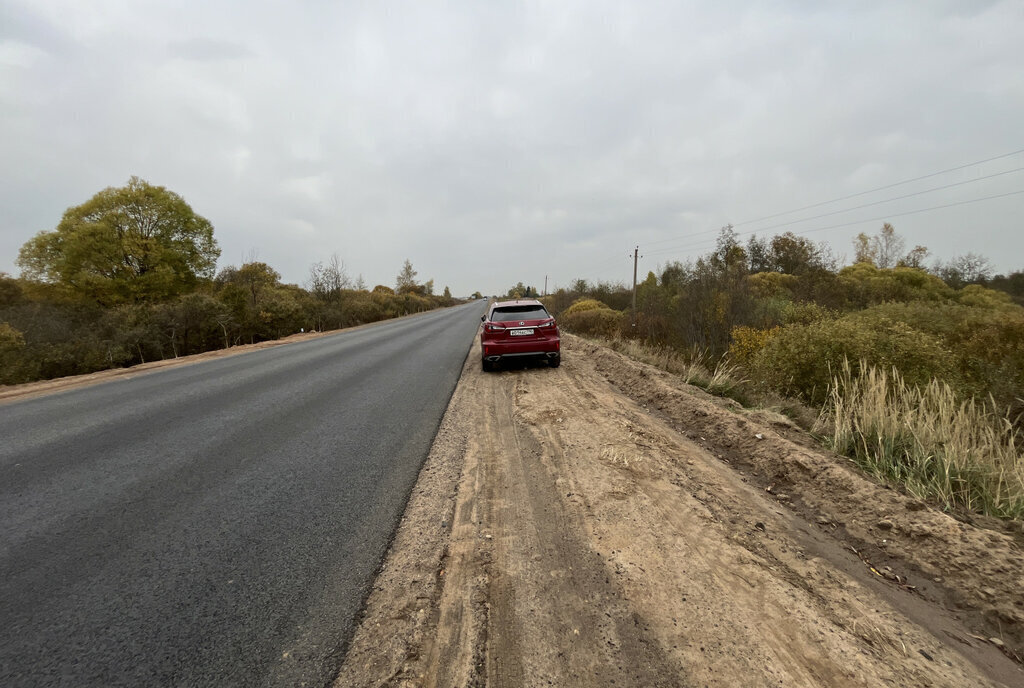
(549, 355), (561, 368)
(482, 359), (493, 372)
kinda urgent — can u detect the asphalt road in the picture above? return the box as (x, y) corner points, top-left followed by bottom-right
(0, 301), (486, 687)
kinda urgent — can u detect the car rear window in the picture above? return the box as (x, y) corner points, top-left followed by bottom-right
(491, 306), (549, 322)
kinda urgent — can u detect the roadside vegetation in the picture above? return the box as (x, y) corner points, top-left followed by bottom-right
(1, 178), (456, 385)
(820, 361), (1023, 519)
(544, 224), (1024, 520)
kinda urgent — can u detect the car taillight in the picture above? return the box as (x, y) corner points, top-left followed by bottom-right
(538, 319), (556, 328)
(485, 323), (505, 332)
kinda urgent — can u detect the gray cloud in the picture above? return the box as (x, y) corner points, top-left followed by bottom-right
(167, 38), (253, 62)
(1, 0), (1022, 296)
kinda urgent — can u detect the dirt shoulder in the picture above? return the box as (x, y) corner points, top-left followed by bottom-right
(336, 333), (1023, 687)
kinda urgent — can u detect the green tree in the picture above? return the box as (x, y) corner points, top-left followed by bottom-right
(17, 177), (219, 304)
(0, 273), (25, 307)
(853, 232), (875, 265)
(168, 293), (231, 355)
(747, 235), (772, 273)
(215, 262), (284, 343)
(710, 225), (747, 274)
(852, 223), (906, 269)
(769, 232), (820, 275)
(873, 223), (904, 268)
(988, 271), (1024, 306)
(223, 262), (281, 310)
(899, 245), (929, 269)
(396, 259), (419, 294)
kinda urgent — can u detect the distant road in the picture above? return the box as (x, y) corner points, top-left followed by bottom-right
(0, 301), (486, 687)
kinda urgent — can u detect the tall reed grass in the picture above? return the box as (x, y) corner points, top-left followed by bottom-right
(816, 360), (1024, 519)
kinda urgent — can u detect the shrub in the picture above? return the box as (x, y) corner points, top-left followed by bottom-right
(790, 268), (847, 309)
(564, 298), (610, 316)
(345, 294), (384, 324)
(561, 307), (623, 339)
(957, 284), (1014, 309)
(748, 272), (797, 300)
(0, 322), (29, 384)
(749, 315), (958, 405)
(956, 318), (1024, 421)
(728, 325), (780, 367)
(838, 264), (953, 308)
(0, 321), (25, 349)
(779, 301), (835, 325)
(849, 300), (1024, 413)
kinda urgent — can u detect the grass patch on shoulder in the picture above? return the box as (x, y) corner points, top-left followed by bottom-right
(587, 335), (822, 428)
(598, 337), (752, 405)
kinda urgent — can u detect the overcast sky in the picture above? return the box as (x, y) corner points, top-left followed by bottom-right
(2, 1), (1022, 296)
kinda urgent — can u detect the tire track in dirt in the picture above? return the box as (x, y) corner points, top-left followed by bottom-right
(422, 371), (679, 686)
(503, 350), (988, 687)
(335, 333), (1023, 687)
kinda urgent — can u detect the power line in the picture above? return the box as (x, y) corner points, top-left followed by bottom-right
(579, 184), (1022, 280)
(643, 146), (1024, 249)
(644, 188), (1024, 259)
(731, 166), (1024, 237)
(646, 165), (1024, 254)
(734, 147), (1024, 227)
(768, 187), (1024, 237)
(576, 148), (1024, 281)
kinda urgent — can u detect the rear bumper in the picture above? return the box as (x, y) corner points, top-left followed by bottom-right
(481, 336), (560, 362)
(483, 350), (561, 363)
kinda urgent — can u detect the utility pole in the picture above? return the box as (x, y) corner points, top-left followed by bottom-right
(543, 275), (548, 297)
(631, 246), (640, 327)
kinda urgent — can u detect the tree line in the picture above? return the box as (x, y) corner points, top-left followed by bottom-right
(1, 178), (457, 385)
(545, 225), (1024, 421)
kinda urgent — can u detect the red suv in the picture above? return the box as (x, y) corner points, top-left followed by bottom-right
(480, 299), (561, 371)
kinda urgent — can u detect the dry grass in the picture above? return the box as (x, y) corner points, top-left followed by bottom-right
(603, 338), (749, 401)
(816, 360), (1024, 520)
(596, 336), (1024, 520)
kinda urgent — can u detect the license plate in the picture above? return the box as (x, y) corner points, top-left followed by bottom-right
(510, 328), (534, 336)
